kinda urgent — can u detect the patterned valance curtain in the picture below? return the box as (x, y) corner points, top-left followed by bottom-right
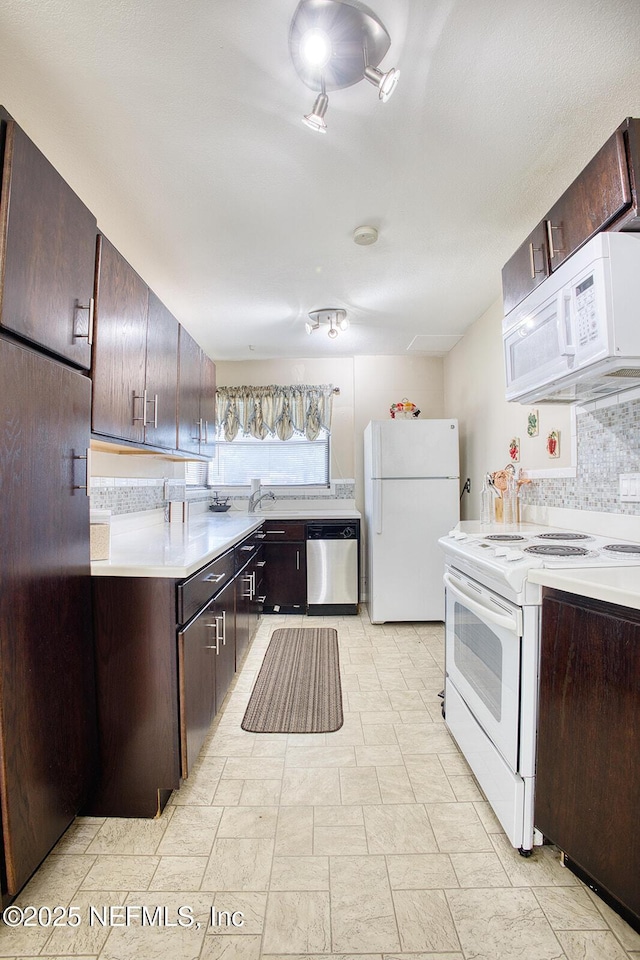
(215, 384), (335, 442)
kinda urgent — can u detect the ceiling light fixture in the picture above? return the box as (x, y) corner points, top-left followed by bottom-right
(306, 308), (349, 338)
(289, 0), (400, 133)
(353, 224), (378, 245)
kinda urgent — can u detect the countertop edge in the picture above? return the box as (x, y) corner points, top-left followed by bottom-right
(528, 567), (640, 611)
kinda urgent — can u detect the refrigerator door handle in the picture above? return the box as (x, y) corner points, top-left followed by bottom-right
(374, 479), (383, 534)
(373, 422), (382, 479)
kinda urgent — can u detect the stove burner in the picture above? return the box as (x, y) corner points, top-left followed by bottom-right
(524, 544), (591, 557)
(536, 532), (591, 541)
(602, 543), (640, 555)
(484, 535), (526, 542)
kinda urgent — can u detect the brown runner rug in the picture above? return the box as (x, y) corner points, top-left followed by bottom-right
(241, 627), (343, 733)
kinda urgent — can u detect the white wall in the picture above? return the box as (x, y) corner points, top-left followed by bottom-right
(443, 297), (573, 519)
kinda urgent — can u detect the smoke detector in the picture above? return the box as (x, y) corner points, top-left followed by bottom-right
(353, 225), (378, 246)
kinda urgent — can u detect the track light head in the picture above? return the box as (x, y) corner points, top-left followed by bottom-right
(364, 64), (400, 101)
(302, 92), (328, 132)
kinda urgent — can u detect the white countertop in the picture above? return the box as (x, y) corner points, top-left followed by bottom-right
(91, 506), (361, 579)
(527, 567), (640, 611)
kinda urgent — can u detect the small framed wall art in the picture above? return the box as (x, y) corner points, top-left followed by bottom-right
(509, 436), (520, 462)
(527, 408), (539, 437)
(547, 430), (560, 458)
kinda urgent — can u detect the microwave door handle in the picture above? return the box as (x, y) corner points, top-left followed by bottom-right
(444, 572), (521, 635)
(558, 290), (576, 358)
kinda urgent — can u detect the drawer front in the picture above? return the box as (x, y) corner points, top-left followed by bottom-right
(235, 526), (265, 572)
(262, 521), (306, 541)
(178, 549), (235, 625)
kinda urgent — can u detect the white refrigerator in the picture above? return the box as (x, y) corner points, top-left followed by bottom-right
(363, 419), (460, 624)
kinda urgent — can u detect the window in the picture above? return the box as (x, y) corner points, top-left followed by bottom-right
(193, 428), (330, 487)
(185, 383), (335, 489)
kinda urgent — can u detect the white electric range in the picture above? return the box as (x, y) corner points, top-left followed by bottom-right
(438, 523), (640, 854)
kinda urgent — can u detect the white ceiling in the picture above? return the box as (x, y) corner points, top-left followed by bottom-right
(1, 0), (639, 360)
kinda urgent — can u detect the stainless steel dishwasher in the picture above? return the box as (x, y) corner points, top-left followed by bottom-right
(306, 521), (359, 615)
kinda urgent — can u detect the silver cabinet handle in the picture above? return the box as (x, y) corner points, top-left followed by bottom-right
(145, 393), (158, 429)
(250, 571), (256, 599)
(204, 573), (225, 583)
(528, 243), (544, 280)
(257, 595), (267, 603)
(72, 448), (91, 496)
(240, 544), (255, 552)
(204, 420), (211, 444)
(266, 530), (286, 535)
(216, 610), (226, 646)
(205, 619), (220, 653)
(73, 297), (95, 345)
(255, 532), (266, 539)
(256, 560), (266, 568)
(546, 219), (564, 260)
(296, 550), (300, 571)
(133, 388), (148, 424)
(193, 419), (203, 442)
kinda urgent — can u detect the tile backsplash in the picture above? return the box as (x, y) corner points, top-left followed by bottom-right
(90, 478), (356, 516)
(520, 397), (640, 514)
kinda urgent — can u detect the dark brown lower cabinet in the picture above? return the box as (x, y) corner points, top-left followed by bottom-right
(536, 588), (640, 930)
(0, 338), (97, 898)
(263, 542), (306, 612)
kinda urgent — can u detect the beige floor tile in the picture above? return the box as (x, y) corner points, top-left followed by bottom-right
(207, 893), (267, 936)
(347, 691), (393, 712)
(584, 888), (640, 951)
(238, 779), (282, 805)
(85, 816), (170, 855)
(364, 804), (438, 855)
(201, 838), (274, 891)
(213, 780), (245, 805)
(359, 710), (402, 725)
(355, 745), (404, 766)
(388, 691), (430, 713)
(448, 774), (484, 802)
(324, 713), (364, 745)
(339, 766), (382, 805)
(446, 887), (564, 960)
(393, 888), (461, 952)
(149, 856), (207, 891)
(270, 856), (330, 891)
(251, 739), (287, 758)
(157, 806), (223, 856)
(200, 936), (262, 960)
(490, 836), (581, 886)
(79, 856), (160, 891)
(426, 802), (493, 853)
(363, 724), (399, 746)
(375, 766), (416, 804)
(286, 733), (327, 747)
(330, 855), (400, 953)
(386, 853), (459, 890)
(404, 757), (456, 803)
(395, 723), (457, 755)
(51, 819), (103, 855)
(274, 806), (314, 856)
(397, 709), (436, 725)
(217, 806), (278, 839)
(285, 745), (356, 767)
(534, 886), (609, 930)
(449, 851), (511, 887)
(39, 890), (127, 956)
(556, 929), (631, 960)
(14, 854), (96, 905)
(314, 825), (368, 855)
(313, 805), (364, 826)
(262, 891), (331, 953)
(473, 799), (505, 835)
(97, 892), (211, 959)
(221, 757), (284, 780)
(280, 768), (341, 805)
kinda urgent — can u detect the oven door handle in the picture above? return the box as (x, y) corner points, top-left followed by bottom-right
(444, 572), (521, 635)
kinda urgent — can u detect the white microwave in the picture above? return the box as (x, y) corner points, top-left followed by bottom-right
(503, 232), (640, 404)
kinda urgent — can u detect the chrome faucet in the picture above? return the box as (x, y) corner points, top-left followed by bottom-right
(248, 490), (276, 513)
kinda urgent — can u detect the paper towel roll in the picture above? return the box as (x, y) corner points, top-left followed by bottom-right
(250, 478), (261, 495)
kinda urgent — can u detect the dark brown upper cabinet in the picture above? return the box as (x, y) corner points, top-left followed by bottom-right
(0, 110), (97, 368)
(92, 236), (179, 450)
(177, 326), (216, 458)
(502, 118), (640, 314)
(91, 234), (149, 444)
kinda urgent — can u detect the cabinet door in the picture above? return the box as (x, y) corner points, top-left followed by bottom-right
(92, 235), (148, 442)
(263, 542), (306, 610)
(179, 601), (217, 777)
(145, 290), (178, 450)
(177, 327), (202, 455)
(536, 592), (640, 922)
(0, 118), (97, 368)
(545, 128), (632, 270)
(0, 340), (97, 895)
(501, 220), (550, 314)
(200, 352), (217, 457)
